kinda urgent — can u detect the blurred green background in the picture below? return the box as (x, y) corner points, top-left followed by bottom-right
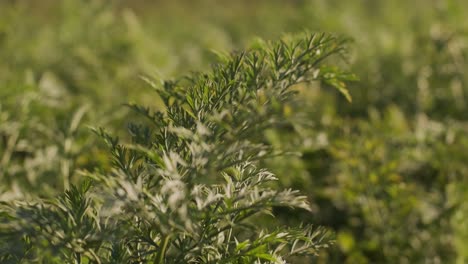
(1, 0), (467, 263)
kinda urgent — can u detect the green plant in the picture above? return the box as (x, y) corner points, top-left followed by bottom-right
(0, 33), (354, 263)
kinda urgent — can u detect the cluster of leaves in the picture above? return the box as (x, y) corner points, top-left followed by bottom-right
(263, 31), (468, 264)
(0, 0), (133, 196)
(2, 1), (468, 263)
(0, 33), (354, 263)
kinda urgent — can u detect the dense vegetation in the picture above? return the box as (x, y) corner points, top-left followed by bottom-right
(1, 0), (467, 263)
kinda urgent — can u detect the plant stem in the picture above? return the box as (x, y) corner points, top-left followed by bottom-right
(156, 235), (171, 264)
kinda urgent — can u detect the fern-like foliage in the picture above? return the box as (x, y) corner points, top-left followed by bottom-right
(0, 33), (354, 263)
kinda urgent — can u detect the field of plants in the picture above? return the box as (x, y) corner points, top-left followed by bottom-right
(1, 0), (468, 263)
